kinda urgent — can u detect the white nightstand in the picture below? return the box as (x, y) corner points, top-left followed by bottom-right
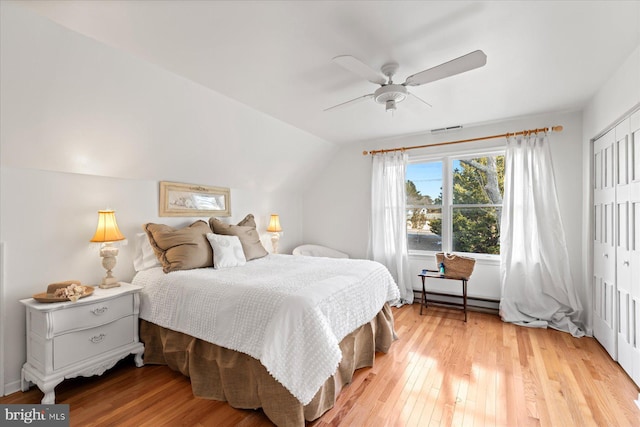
(20, 282), (145, 404)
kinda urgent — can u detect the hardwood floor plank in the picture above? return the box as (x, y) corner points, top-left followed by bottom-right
(460, 324), (482, 427)
(3, 304), (639, 426)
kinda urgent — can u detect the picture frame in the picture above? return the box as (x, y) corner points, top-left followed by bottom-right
(159, 181), (231, 217)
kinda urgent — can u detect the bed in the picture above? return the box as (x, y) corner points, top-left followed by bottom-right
(132, 236), (400, 426)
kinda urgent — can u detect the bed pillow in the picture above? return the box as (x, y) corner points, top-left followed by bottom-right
(144, 220), (213, 273)
(133, 232), (163, 272)
(209, 214), (268, 261)
(206, 233), (247, 268)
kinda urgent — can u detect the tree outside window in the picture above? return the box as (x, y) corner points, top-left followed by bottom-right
(406, 153), (504, 255)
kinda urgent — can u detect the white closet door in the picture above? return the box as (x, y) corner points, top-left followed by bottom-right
(625, 111), (640, 386)
(616, 119), (632, 372)
(593, 129), (617, 358)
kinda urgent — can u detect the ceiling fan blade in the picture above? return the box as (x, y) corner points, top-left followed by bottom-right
(408, 92), (433, 108)
(324, 93), (374, 112)
(404, 50), (487, 86)
(332, 55), (387, 85)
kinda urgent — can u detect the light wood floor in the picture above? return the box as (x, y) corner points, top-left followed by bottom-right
(3, 304), (639, 426)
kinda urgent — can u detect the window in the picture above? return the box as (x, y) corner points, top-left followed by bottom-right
(406, 151), (505, 255)
(406, 161), (443, 251)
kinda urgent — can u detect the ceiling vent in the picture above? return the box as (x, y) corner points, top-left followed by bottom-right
(430, 125), (463, 134)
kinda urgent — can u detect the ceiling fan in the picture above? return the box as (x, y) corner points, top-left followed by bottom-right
(325, 50), (487, 113)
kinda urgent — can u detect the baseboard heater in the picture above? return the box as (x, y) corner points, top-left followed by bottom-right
(411, 290), (499, 314)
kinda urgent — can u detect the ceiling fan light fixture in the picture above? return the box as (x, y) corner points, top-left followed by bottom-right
(374, 84), (407, 104)
(385, 100), (396, 113)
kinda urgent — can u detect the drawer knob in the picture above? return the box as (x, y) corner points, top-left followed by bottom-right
(89, 334), (106, 344)
(90, 307), (108, 315)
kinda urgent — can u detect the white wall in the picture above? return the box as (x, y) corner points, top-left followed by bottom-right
(0, 2), (335, 191)
(304, 111), (585, 307)
(581, 44), (640, 333)
(583, 45), (640, 140)
(0, 3), (334, 393)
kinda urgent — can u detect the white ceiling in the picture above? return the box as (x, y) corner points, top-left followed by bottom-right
(18, 0), (640, 144)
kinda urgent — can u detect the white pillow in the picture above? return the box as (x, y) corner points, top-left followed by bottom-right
(133, 232), (162, 272)
(206, 233), (247, 269)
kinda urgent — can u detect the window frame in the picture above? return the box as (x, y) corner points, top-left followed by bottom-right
(407, 146), (505, 258)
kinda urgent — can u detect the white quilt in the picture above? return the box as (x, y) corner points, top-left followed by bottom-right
(133, 254), (399, 405)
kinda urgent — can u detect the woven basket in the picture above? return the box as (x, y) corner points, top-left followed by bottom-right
(435, 252), (476, 279)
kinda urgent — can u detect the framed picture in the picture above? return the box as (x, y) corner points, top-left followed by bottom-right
(159, 181), (231, 217)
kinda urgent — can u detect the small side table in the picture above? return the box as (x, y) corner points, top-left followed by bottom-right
(418, 270), (469, 322)
(20, 282), (145, 403)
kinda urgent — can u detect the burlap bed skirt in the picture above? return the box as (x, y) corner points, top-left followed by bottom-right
(140, 303), (396, 426)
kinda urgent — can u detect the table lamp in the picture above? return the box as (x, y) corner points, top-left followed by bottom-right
(266, 214), (282, 254)
(90, 210), (126, 288)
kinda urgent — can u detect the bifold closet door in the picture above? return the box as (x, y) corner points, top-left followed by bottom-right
(630, 110), (640, 387)
(616, 119), (632, 375)
(593, 129), (617, 359)
(617, 111), (640, 386)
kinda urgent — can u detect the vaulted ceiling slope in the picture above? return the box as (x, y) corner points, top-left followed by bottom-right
(18, 1), (640, 144)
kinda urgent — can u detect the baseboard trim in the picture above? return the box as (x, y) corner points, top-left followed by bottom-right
(3, 380), (21, 397)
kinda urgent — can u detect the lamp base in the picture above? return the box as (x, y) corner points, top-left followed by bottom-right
(98, 244), (121, 289)
(99, 278), (121, 289)
(271, 232), (280, 254)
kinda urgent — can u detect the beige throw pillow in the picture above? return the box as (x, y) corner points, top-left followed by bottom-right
(144, 220), (213, 273)
(209, 214), (268, 261)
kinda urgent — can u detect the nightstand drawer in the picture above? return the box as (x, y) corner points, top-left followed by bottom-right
(50, 294), (133, 335)
(53, 316), (135, 370)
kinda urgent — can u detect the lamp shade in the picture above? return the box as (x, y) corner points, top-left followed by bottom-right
(266, 214), (282, 232)
(90, 210), (126, 243)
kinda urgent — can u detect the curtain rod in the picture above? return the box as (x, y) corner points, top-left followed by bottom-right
(362, 125), (563, 156)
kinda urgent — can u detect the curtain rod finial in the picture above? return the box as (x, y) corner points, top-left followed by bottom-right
(552, 125), (563, 132)
(363, 150), (370, 156)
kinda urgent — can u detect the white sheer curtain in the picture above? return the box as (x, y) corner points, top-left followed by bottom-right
(500, 132), (584, 337)
(369, 151), (413, 304)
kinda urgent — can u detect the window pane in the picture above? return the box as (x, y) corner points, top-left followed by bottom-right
(406, 162), (443, 206)
(407, 208), (442, 251)
(452, 207), (501, 254)
(452, 155), (504, 205)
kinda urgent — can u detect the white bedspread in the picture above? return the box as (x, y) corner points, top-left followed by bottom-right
(133, 254), (399, 405)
